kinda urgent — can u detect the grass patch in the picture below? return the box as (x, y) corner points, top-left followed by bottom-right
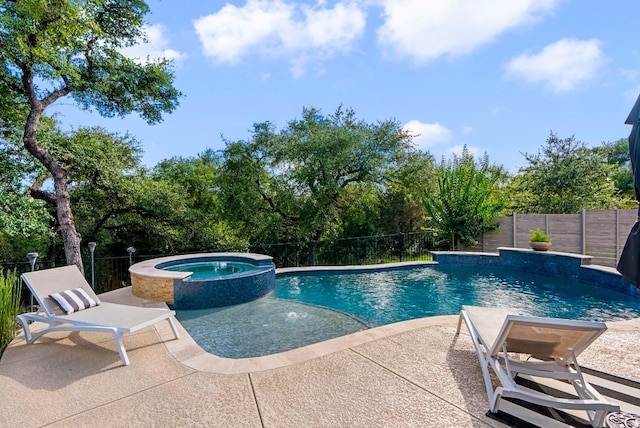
(0, 269), (22, 355)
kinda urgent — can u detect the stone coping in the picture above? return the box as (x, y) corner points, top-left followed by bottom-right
(431, 250), (499, 257)
(155, 306), (640, 375)
(277, 260), (436, 275)
(128, 252), (274, 278)
(156, 308), (458, 374)
(433, 247), (595, 262)
(497, 246), (595, 262)
(148, 257), (640, 374)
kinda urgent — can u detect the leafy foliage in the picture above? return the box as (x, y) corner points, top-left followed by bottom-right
(376, 151), (435, 234)
(593, 138), (635, 206)
(0, 136), (53, 261)
(529, 228), (550, 242)
(0, 269), (21, 354)
(422, 147), (507, 249)
(149, 151), (247, 253)
(506, 133), (620, 213)
(219, 106), (414, 244)
(0, 0), (181, 268)
(0, 93), (635, 266)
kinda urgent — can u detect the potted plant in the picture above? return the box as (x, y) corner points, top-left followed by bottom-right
(529, 228), (551, 251)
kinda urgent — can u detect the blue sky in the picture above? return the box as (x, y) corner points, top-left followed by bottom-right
(52, 0), (640, 172)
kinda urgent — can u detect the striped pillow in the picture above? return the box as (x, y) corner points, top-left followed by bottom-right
(49, 288), (100, 315)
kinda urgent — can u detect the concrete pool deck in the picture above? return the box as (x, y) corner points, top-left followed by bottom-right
(1, 286), (640, 427)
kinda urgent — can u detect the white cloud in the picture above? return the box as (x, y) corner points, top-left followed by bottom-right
(403, 120), (452, 150)
(505, 38), (605, 92)
(194, 0), (366, 77)
(376, 0), (559, 64)
(119, 24), (187, 64)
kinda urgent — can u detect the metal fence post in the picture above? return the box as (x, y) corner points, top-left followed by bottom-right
(582, 209), (586, 255)
(513, 212), (517, 247)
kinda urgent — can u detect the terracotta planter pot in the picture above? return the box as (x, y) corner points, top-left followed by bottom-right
(530, 241), (551, 251)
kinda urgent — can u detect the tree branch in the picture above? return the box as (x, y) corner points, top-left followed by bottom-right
(29, 179), (56, 205)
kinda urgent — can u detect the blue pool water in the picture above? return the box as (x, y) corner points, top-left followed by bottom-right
(161, 261), (257, 280)
(175, 265), (640, 358)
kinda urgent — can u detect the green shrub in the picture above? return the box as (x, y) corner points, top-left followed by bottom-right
(0, 269), (22, 355)
(529, 228), (551, 242)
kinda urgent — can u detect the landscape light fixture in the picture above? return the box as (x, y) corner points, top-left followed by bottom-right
(88, 242), (97, 290)
(127, 246), (136, 266)
(26, 252), (38, 311)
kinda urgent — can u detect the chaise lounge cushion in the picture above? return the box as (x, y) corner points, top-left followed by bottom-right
(49, 288), (100, 314)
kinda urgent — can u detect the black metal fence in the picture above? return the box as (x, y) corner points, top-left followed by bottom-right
(249, 232), (436, 268)
(2, 232), (438, 297)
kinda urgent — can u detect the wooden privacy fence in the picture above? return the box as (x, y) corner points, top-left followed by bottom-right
(471, 209), (638, 267)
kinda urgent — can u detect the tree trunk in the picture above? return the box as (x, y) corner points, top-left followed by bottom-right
(23, 102), (83, 271)
(51, 170), (83, 270)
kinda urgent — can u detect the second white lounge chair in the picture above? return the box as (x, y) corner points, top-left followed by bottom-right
(456, 305), (620, 428)
(17, 265), (180, 366)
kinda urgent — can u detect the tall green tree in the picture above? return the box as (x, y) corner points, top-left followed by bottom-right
(507, 133), (619, 213)
(0, 0), (181, 269)
(51, 129), (235, 256)
(377, 150), (435, 234)
(57, 126), (149, 254)
(422, 147), (507, 250)
(593, 138), (634, 205)
(219, 106), (414, 249)
(218, 127), (288, 244)
(0, 142), (52, 261)
(150, 151), (246, 253)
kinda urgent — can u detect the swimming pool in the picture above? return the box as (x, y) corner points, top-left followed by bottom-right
(175, 264), (640, 358)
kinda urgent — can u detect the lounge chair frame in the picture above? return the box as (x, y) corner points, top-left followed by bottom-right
(456, 305), (619, 428)
(17, 265), (180, 366)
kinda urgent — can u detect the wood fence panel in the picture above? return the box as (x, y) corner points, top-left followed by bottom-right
(475, 209), (638, 268)
(548, 214), (582, 253)
(615, 210), (639, 267)
(619, 210), (637, 244)
(482, 216), (513, 250)
(515, 214), (547, 248)
(585, 210), (618, 266)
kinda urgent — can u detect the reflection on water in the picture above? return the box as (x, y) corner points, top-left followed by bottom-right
(176, 265), (640, 358)
(275, 266), (640, 325)
(176, 297), (368, 358)
(162, 261), (257, 280)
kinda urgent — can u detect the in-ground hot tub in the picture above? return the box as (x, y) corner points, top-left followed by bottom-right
(129, 253), (276, 310)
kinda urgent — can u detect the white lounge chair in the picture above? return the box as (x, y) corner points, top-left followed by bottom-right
(17, 265), (180, 366)
(456, 305), (620, 428)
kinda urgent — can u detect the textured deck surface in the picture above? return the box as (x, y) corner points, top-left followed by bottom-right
(2, 286), (639, 427)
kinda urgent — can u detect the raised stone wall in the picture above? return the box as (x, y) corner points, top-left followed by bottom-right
(131, 273), (175, 304)
(433, 248), (639, 297)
